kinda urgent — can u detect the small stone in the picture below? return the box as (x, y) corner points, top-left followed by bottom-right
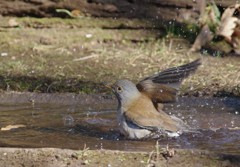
(55, 155), (60, 160)
(8, 18), (19, 27)
(71, 153), (78, 160)
(85, 34), (92, 38)
(1, 53), (8, 57)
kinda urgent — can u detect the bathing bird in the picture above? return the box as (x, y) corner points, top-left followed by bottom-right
(110, 59), (201, 139)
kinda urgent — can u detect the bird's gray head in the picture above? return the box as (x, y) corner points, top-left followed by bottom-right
(112, 79), (141, 107)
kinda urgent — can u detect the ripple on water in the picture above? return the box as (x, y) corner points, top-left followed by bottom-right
(0, 97), (239, 154)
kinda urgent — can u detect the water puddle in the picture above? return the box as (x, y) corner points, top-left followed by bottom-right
(0, 95), (239, 154)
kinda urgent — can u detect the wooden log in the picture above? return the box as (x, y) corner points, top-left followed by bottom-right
(0, 0), (238, 22)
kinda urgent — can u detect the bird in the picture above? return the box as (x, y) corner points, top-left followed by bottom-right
(109, 59), (201, 139)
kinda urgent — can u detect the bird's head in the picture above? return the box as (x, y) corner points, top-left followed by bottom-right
(110, 79), (141, 107)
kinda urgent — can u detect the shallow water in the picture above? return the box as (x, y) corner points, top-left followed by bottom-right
(0, 96), (239, 154)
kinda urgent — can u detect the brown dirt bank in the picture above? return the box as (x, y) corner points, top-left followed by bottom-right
(0, 147), (239, 167)
(0, 92), (239, 107)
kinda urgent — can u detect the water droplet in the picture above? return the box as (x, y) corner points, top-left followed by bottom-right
(192, 119), (197, 125)
(63, 115), (74, 126)
(67, 108), (75, 113)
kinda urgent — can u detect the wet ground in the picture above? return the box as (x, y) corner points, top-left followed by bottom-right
(0, 93), (239, 155)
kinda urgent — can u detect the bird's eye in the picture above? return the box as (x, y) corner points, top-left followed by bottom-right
(117, 86), (122, 92)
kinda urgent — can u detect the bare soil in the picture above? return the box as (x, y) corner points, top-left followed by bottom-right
(0, 17), (239, 97)
(0, 148), (239, 167)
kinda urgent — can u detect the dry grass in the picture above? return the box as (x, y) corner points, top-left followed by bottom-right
(0, 17), (239, 96)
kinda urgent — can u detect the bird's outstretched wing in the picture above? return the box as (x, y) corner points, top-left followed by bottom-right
(136, 59), (201, 103)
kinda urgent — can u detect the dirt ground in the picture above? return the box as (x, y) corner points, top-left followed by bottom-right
(0, 17), (239, 97)
(0, 147), (239, 167)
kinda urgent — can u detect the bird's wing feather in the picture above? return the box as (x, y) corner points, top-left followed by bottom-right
(124, 95), (179, 132)
(136, 59), (201, 103)
(137, 81), (177, 103)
